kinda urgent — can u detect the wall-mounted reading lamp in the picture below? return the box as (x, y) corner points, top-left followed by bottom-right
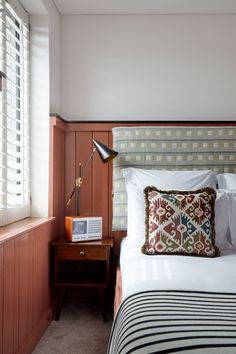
(66, 139), (118, 215)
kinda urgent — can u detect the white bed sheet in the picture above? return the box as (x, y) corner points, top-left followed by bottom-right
(120, 237), (236, 300)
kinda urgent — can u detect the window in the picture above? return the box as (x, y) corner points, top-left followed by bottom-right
(0, 0), (30, 226)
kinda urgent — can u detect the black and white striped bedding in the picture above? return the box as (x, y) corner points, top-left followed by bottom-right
(108, 290), (236, 354)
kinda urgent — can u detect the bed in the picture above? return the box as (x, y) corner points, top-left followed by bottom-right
(108, 125), (236, 354)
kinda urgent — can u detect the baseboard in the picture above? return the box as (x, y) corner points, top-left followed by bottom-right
(17, 308), (53, 354)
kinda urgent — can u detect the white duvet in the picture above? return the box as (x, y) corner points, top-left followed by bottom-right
(120, 237), (236, 300)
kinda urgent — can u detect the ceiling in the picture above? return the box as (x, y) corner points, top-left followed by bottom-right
(19, 0), (46, 14)
(53, 0), (236, 15)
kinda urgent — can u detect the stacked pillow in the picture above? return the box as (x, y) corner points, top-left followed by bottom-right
(123, 168), (235, 256)
(217, 173), (236, 248)
(217, 173), (236, 190)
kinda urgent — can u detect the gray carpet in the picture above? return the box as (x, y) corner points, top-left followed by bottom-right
(33, 289), (113, 354)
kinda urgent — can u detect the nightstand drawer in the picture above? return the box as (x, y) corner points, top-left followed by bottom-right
(56, 245), (108, 261)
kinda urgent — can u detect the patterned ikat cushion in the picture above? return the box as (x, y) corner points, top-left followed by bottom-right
(142, 187), (219, 257)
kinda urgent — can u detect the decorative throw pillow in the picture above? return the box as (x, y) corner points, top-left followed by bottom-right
(142, 186), (220, 257)
(123, 168), (217, 248)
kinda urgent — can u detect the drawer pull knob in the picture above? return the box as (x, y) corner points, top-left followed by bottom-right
(80, 251), (85, 256)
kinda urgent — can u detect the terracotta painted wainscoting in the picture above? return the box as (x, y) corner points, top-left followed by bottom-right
(49, 117), (129, 254)
(0, 218), (55, 354)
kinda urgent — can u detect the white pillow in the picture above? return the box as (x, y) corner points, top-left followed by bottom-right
(125, 181), (145, 247)
(123, 168), (217, 191)
(123, 168), (230, 249)
(214, 190), (232, 250)
(217, 173), (236, 189)
(227, 190), (236, 248)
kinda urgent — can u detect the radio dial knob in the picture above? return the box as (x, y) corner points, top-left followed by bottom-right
(80, 250), (85, 256)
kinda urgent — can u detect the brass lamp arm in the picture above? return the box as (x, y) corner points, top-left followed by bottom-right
(66, 148), (96, 208)
(81, 147), (96, 180)
(66, 185), (77, 206)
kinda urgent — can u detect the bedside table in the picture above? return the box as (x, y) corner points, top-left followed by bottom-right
(52, 237), (113, 322)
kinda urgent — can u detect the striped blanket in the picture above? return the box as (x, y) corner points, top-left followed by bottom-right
(108, 290), (236, 354)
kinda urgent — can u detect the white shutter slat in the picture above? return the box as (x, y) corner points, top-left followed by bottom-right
(0, 0), (30, 226)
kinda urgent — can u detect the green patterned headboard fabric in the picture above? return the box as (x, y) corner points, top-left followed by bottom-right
(112, 125), (236, 231)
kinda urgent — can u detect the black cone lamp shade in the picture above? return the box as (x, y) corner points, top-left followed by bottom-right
(66, 139), (118, 215)
(93, 139), (118, 163)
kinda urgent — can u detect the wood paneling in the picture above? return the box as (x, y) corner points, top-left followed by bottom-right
(65, 121), (236, 132)
(49, 120), (65, 237)
(32, 223), (52, 330)
(0, 219), (55, 354)
(92, 132), (109, 236)
(49, 117), (127, 255)
(18, 233), (30, 347)
(3, 239), (14, 354)
(0, 245), (3, 354)
(27, 232), (34, 339)
(13, 238), (19, 353)
(34, 223), (52, 318)
(50, 120), (126, 242)
(75, 132), (93, 216)
(108, 131), (113, 237)
(64, 131), (76, 216)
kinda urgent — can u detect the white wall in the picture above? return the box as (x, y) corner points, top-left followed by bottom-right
(29, 0), (61, 217)
(42, 0), (61, 114)
(61, 15), (236, 121)
(30, 15), (50, 216)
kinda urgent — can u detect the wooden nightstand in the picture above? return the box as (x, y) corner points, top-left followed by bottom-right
(52, 237), (113, 322)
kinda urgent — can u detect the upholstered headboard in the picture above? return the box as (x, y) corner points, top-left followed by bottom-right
(112, 125), (236, 231)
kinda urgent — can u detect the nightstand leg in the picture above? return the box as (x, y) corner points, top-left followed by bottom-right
(54, 287), (66, 321)
(98, 287), (108, 322)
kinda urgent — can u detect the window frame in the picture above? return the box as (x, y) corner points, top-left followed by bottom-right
(0, 0), (30, 226)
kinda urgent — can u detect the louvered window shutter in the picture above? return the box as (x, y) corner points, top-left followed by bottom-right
(0, 0), (30, 226)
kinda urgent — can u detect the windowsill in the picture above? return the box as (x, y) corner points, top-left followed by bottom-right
(0, 217), (55, 244)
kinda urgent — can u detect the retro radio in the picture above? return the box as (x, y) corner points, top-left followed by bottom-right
(65, 216), (102, 242)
